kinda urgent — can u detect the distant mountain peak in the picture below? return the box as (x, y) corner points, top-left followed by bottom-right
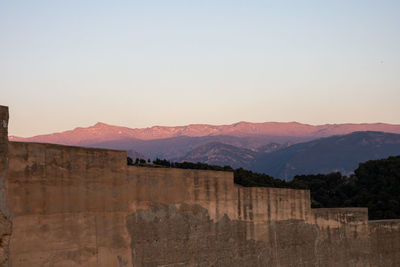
(93, 122), (111, 127)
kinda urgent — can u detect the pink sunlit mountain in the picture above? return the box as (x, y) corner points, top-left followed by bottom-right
(8, 121), (400, 161)
(9, 121), (400, 145)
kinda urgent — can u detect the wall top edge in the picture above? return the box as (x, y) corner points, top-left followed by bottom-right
(234, 183), (310, 193)
(312, 207), (368, 212)
(369, 219), (400, 224)
(127, 165), (234, 177)
(9, 141), (127, 154)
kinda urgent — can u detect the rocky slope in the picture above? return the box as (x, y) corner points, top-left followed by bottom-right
(174, 141), (291, 169)
(173, 142), (257, 169)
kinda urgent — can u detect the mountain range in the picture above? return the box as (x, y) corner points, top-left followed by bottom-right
(10, 121), (400, 144)
(10, 121), (400, 179)
(252, 131), (400, 179)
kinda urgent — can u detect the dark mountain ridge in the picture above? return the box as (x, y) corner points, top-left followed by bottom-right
(173, 142), (257, 169)
(252, 131), (400, 180)
(84, 134), (306, 160)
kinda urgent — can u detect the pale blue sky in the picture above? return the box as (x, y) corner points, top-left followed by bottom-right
(1, 0), (399, 137)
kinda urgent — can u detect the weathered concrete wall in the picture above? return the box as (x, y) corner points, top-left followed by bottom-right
(5, 141), (400, 266)
(368, 220), (400, 266)
(7, 142), (130, 266)
(1, 105), (400, 266)
(311, 208), (371, 266)
(6, 141), (312, 266)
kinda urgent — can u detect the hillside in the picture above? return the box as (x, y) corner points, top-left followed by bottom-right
(252, 131), (400, 180)
(173, 141), (291, 169)
(84, 135), (302, 160)
(173, 142), (256, 169)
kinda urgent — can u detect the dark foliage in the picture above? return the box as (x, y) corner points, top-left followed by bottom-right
(152, 158), (233, 171)
(288, 156), (400, 219)
(128, 157), (151, 166)
(127, 157), (133, 166)
(290, 173), (357, 208)
(234, 168), (289, 188)
(352, 156), (400, 219)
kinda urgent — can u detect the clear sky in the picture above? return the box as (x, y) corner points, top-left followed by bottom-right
(1, 0), (399, 137)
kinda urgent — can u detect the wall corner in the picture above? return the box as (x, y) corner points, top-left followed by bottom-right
(0, 105), (12, 267)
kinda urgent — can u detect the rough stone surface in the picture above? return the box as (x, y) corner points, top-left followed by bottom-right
(368, 220), (400, 266)
(0, 105), (400, 266)
(0, 106), (11, 267)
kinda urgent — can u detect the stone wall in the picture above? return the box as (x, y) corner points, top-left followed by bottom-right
(368, 220), (400, 266)
(0, 106), (11, 267)
(311, 208), (371, 266)
(6, 141), (312, 266)
(1, 105), (400, 266)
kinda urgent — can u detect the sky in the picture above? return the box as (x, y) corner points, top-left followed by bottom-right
(1, 0), (399, 137)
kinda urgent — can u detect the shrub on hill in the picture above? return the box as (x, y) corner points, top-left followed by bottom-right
(288, 156), (400, 220)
